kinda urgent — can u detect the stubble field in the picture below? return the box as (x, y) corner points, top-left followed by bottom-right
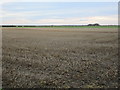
(2, 27), (118, 88)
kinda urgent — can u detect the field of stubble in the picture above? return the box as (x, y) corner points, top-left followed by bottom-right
(2, 27), (118, 88)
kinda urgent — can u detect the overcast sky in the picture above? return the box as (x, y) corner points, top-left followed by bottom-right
(1, 2), (118, 25)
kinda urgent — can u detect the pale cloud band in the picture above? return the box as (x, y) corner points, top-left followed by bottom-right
(0, 0), (119, 4)
(2, 15), (118, 25)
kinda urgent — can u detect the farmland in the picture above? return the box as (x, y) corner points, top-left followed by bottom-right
(2, 27), (118, 88)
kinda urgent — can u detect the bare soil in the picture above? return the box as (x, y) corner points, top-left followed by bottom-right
(2, 27), (118, 88)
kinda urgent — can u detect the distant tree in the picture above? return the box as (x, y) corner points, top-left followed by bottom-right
(88, 24), (93, 26)
(88, 23), (100, 26)
(93, 23), (100, 26)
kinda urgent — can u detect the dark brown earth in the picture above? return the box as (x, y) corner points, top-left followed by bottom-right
(2, 27), (118, 88)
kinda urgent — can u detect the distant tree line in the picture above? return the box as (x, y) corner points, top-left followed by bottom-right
(2, 25), (17, 27)
(1, 24), (118, 27)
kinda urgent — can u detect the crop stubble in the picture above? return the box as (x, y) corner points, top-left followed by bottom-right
(2, 27), (118, 88)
